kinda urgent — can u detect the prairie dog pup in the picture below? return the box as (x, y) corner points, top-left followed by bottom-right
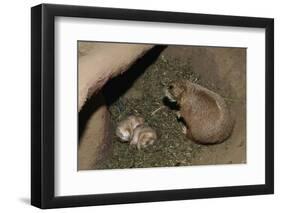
(165, 80), (234, 144)
(116, 115), (144, 142)
(130, 125), (157, 150)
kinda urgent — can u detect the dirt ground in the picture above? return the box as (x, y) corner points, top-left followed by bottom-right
(79, 43), (246, 170)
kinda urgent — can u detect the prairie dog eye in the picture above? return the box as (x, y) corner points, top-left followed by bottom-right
(169, 85), (174, 90)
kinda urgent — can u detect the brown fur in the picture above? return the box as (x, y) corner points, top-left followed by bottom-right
(116, 116), (145, 142)
(166, 80), (234, 144)
(130, 125), (157, 149)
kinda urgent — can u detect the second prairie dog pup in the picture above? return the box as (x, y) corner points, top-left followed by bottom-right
(116, 115), (144, 142)
(130, 125), (157, 150)
(165, 80), (234, 144)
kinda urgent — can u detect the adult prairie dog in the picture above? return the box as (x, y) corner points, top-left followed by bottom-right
(165, 80), (234, 144)
(116, 115), (144, 142)
(130, 125), (157, 150)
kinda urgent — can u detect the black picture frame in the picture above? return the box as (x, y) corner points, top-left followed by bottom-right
(31, 3), (274, 209)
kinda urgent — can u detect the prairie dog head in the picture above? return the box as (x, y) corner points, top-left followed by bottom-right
(164, 81), (185, 103)
(130, 125), (157, 149)
(116, 115), (145, 142)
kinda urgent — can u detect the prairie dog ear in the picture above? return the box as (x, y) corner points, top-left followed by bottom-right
(177, 81), (186, 91)
(133, 116), (144, 124)
(139, 117), (145, 123)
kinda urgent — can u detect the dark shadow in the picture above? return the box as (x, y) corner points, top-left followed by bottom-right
(162, 96), (180, 111)
(103, 45), (167, 106)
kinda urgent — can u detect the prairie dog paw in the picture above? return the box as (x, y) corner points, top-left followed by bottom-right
(182, 125), (187, 134)
(176, 111), (181, 119)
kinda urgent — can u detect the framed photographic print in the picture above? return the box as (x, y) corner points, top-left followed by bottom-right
(31, 3), (274, 209)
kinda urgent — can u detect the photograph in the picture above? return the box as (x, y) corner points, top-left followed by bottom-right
(78, 42), (246, 170)
(30, 3), (274, 208)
